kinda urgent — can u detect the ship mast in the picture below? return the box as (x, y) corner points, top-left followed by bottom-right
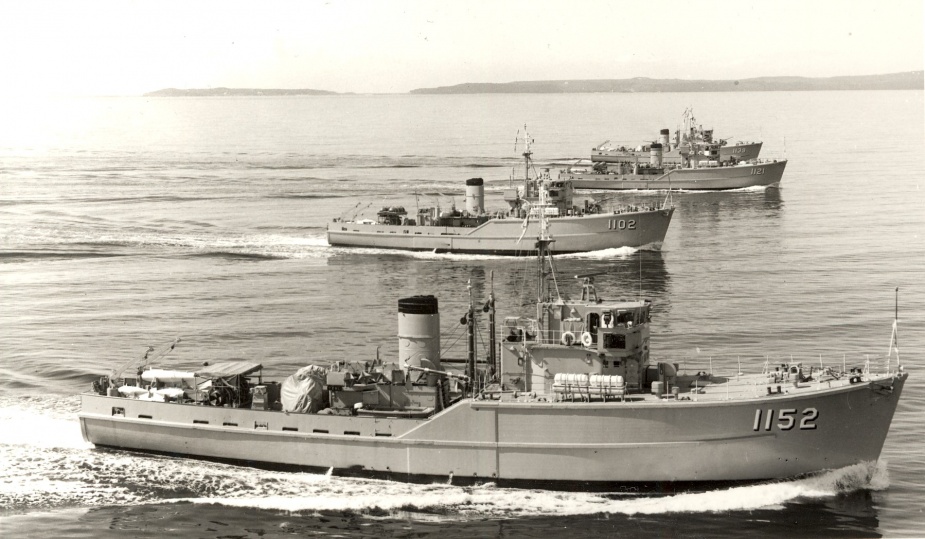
(519, 126), (556, 333)
(523, 129), (532, 192)
(487, 271), (497, 378)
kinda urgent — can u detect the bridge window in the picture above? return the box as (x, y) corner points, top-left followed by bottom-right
(604, 333), (626, 349)
(587, 313), (600, 340)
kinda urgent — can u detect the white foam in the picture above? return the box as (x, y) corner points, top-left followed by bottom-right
(0, 397), (90, 450)
(326, 245), (512, 261)
(407, 251), (511, 261)
(673, 184), (773, 194)
(326, 244), (651, 261)
(7, 224), (336, 260)
(556, 246), (638, 259)
(175, 461), (889, 518)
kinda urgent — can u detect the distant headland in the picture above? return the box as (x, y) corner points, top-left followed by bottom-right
(145, 71), (922, 96)
(410, 71), (923, 94)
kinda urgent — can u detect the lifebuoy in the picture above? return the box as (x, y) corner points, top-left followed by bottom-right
(560, 331), (576, 346)
(581, 332), (594, 347)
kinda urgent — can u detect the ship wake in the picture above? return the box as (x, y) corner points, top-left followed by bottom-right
(177, 462), (888, 518)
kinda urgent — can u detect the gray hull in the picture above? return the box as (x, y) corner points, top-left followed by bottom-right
(79, 372), (906, 485)
(592, 142), (763, 165)
(569, 160), (787, 191)
(720, 142), (763, 162)
(328, 208), (674, 255)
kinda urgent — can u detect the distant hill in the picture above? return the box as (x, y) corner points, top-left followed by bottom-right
(144, 87), (340, 97)
(410, 71), (924, 94)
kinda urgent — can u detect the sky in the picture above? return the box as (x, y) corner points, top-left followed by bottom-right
(1, 0), (922, 96)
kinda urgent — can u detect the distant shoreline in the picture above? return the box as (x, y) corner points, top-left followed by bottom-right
(145, 71), (923, 96)
(144, 88), (342, 97)
(411, 71), (923, 94)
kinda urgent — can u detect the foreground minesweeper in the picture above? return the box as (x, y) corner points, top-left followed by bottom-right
(591, 107), (763, 166)
(326, 129), (674, 255)
(80, 185), (907, 488)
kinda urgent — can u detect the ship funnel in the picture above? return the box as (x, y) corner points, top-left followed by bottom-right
(398, 295), (442, 374)
(465, 178), (485, 215)
(650, 143), (663, 167)
(659, 128), (670, 148)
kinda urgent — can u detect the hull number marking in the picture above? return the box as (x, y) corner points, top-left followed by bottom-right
(750, 167), (765, 175)
(753, 408), (818, 431)
(608, 219), (636, 231)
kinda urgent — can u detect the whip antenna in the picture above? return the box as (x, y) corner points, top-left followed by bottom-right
(887, 287), (900, 371)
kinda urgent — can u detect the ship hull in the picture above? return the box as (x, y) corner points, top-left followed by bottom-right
(719, 142), (763, 162)
(327, 208), (674, 255)
(592, 142), (763, 165)
(569, 160), (787, 191)
(79, 372), (905, 485)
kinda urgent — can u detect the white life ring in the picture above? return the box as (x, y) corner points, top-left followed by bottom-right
(581, 332), (594, 347)
(560, 331), (575, 346)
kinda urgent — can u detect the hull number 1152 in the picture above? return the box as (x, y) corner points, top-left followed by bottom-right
(753, 408), (818, 431)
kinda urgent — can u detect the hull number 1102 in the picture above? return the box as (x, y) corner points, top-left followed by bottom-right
(608, 219), (636, 230)
(753, 408), (818, 431)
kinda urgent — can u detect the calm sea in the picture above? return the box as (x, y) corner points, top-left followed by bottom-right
(1, 91), (923, 538)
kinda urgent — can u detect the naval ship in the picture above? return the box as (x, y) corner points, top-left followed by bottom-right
(565, 153), (788, 191)
(80, 184), (907, 488)
(591, 108), (763, 165)
(326, 130), (674, 255)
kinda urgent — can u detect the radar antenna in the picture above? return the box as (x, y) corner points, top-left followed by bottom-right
(574, 273), (604, 302)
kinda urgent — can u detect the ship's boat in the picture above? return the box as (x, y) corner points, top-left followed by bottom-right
(326, 127), (674, 255)
(80, 184), (907, 489)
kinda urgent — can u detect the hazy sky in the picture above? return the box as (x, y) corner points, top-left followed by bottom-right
(2, 0), (922, 96)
